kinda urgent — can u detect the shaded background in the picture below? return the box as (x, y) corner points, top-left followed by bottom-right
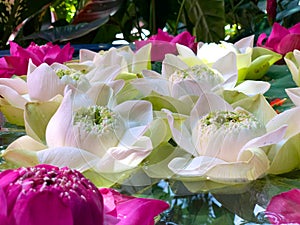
(0, 0), (300, 49)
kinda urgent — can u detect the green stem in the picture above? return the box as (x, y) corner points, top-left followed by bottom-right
(174, 0), (186, 35)
(150, 0), (156, 34)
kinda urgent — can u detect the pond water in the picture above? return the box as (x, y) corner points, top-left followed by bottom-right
(0, 62), (298, 224)
(1, 121), (299, 224)
(114, 168), (300, 225)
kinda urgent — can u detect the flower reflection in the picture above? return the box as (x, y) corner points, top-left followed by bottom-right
(266, 189), (300, 224)
(163, 93), (289, 183)
(0, 164), (169, 225)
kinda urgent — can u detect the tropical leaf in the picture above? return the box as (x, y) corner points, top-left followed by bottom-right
(21, 17), (109, 43)
(183, 0), (225, 42)
(72, 0), (123, 24)
(0, 0), (54, 49)
(276, 0), (300, 23)
(16, 0), (123, 44)
(263, 65), (297, 112)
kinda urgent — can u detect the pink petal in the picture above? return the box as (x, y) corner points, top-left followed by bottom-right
(56, 42), (74, 63)
(136, 30), (196, 61)
(99, 188), (117, 216)
(10, 42), (42, 66)
(26, 42), (46, 62)
(171, 31), (196, 47)
(0, 186), (8, 222)
(266, 189), (300, 224)
(66, 189), (104, 225)
(149, 29), (173, 42)
(100, 188), (169, 225)
(43, 43), (74, 65)
(288, 23), (300, 34)
(135, 40), (177, 61)
(12, 190), (73, 225)
(266, 23), (289, 50)
(256, 33), (268, 47)
(0, 58), (15, 78)
(42, 45), (62, 64)
(3, 56), (29, 75)
(0, 170), (19, 188)
(276, 34), (300, 55)
(9, 41), (19, 56)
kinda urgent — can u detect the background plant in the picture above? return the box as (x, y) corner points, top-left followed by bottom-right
(0, 0), (300, 49)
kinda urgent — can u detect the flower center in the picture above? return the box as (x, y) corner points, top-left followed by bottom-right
(193, 110), (266, 161)
(170, 64), (224, 87)
(14, 165), (100, 201)
(56, 68), (85, 81)
(73, 105), (117, 135)
(199, 110), (263, 131)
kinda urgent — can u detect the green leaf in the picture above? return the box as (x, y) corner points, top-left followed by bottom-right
(142, 92), (193, 115)
(24, 98), (61, 144)
(0, 98), (25, 126)
(0, 0), (53, 48)
(276, 3), (300, 21)
(183, 0), (225, 42)
(82, 170), (117, 188)
(221, 90), (248, 104)
(264, 65), (297, 112)
(21, 17), (109, 43)
(246, 55), (274, 80)
(268, 133), (300, 174)
(245, 47), (282, 80)
(144, 118), (172, 149)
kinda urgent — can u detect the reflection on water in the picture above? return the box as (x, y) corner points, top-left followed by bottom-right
(0, 123), (299, 224)
(116, 171), (300, 224)
(0, 123), (25, 167)
(264, 211), (286, 225)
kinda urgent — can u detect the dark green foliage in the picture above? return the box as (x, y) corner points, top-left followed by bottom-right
(1, 0), (300, 51)
(0, 0), (53, 49)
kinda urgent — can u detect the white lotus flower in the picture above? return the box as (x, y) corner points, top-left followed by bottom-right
(164, 92), (290, 183)
(3, 85), (154, 174)
(79, 43), (151, 74)
(176, 43), (271, 95)
(131, 50), (270, 103)
(0, 58), (122, 124)
(178, 35), (281, 81)
(197, 35), (253, 71)
(284, 49), (300, 86)
(286, 87), (300, 106)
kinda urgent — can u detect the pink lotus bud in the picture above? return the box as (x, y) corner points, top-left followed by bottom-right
(257, 22), (300, 56)
(0, 165), (169, 225)
(0, 42), (74, 78)
(135, 29), (196, 61)
(0, 164), (103, 225)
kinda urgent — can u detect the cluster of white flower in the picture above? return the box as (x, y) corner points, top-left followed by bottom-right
(1, 37), (300, 188)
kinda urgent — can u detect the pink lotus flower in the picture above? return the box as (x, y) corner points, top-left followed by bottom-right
(100, 188), (169, 225)
(0, 42), (74, 78)
(135, 29), (196, 61)
(0, 164), (169, 225)
(266, 189), (300, 224)
(257, 22), (300, 55)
